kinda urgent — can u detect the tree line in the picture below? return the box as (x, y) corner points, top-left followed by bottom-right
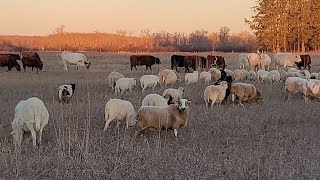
(246, 0), (320, 52)
(0, 26), (255, 53)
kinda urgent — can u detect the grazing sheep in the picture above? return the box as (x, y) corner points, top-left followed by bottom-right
(158, 68), (180, 87)
(267, 70), (281, 84)
(58, 83), (76, 103)
(104, 99), (136, 131)
(199, 71), (212, 83)
(310, 72), (319, 79)
(162, 87), (185, 104)
(142, 94), (168, 107)
(140, 75), (159, 92)
(239, 53), (249, 69)
(301, 70), (311, 80)
(115, 78), (137, 94)
(284, 77), (308, 99)
(224, 69), (234, 77)
(241, 69), (250, 79)
(11, 97), (49, 147)
(303, 79), (320, 100)
(185, 71), (198, 84)
(287, 70), (310, 80)
(287, 67), (300, 73)
(247, 53), (261, 71)
(204, 81), (228, 108)
(231, 83), (262, 107)
(208, 68), (221, 82)
(279, 70), (288, 81)
(135, 99), (191, 137)
(248, 70), (257, 80)
(108, 71), (125, 90)
(257, 70), (269, 82)
(233, 69), (245, 82)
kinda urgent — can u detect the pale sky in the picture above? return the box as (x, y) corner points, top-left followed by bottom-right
(0, 0), (255, 36)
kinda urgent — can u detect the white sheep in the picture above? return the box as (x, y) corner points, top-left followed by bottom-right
(58, 83), (76, 103)
(162, 87), (185, 104)
(135, 99), (191, 137)
(140, 75), (159, 92)
(208, 68), (221, 82)
(241, 69), (250, 79)
(185, 71), (198, 84)
(310, 72), (319, 79)
(199, 71), (212, 83)
(248, 70), (257, 80)
(158, 68), (180, 87)
(115, 78), (136, 94)
(108, 71), (125, 90)
(11, 97), (49, 147)
(257, 70), (269, 82)
(233, 69), (245, 82)
(104, 98), (136, 131)
(203, 81), (228, 108)
(141, 94), (168, 107)
(267, 70), (281, 84)
(279, 70), (288, 81)
(224, 69), (234, 77)
(284, 77), (308, 99)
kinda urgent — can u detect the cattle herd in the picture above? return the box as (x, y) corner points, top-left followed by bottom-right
(1, 51), (319, 148)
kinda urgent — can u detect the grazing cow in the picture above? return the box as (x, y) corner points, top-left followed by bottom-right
(274, 52), (301, 70)
(247, 53), (261, 71)
(171, 55), (185, 72)
(207, 55), (226, 70)
(58, 83), (76, 103)
(130, 55), (161, 71)
(61, 52), (91, 71)
(296, 55), (311, 70)
(21, 52), (43, 72)
(0, 54), (21, 71)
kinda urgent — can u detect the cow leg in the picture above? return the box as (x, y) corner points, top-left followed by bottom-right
(23, 65), (26, 72)
(32, 67), (34, 71)
(134, 66), (137, 70)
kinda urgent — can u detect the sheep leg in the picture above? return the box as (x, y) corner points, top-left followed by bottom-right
(239, 99), (244, 107)
(38, 125), (45, 147)
(211, 100), (215, 108)
(174, 129), (178, 137)
(26, 123), (37, 147)
(232, 94), (235, 107)
(103, 117), (114, 131)
(152, 83), (156, 90)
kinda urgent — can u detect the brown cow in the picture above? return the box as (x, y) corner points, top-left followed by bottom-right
(296, 55), (311, 70)
(130, 55), (161, 71)
(0, 54), (21, 71)
(21, 52), (43, 72)
(207, 55), (226, 70)
(183, 56), (206, 72)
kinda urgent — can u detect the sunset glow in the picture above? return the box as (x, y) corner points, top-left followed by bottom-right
(0, 0), (255, 36)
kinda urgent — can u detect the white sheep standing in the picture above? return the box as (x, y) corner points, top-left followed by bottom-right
(241, 69), (250, 80)
(115, 78), (136, 94)
(158, 68), (180, 87)
(162, 87), (185, 104)
(257, 70), (269, 82)
(199, 71), (212, 83)
(11, 97), (49, 147)
(135, 98), (191, 137)
(108, 71), (125, 90)
(267, 70), (281, 84)
(184, 71), (198, 84)
(208, 68), (221, 82)
(140, 75), (159, 92)
(203, 81), (228, 108)
(104, 98), (136, 131)
(233, 69), (245, 82)
(248, 70), (257, 80)
(141, 94), (168, 107)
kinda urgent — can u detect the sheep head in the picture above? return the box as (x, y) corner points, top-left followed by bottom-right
(176, 99), (191, 112)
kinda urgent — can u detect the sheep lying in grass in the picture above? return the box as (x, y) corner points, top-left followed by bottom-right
(115, 78), (136, 94)
(135, 98), (191, 137)
(104, 98), (136, 131)
(11, 97), (49, 147)
(58, 83), (76, 103)
(108, 71), (125, 90)
(204, 81), (228, 108)
(162, 87), (185, 104)
(140, 75), (159, 92)
(185, 71), (198, 84)
(142, 94), (168, 107)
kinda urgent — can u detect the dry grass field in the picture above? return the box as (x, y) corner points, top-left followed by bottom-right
(1, 51), (320, 179)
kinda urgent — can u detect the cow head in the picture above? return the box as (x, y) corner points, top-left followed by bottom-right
(38, 61), (43, 70)
(155, 58), (161, 64)
(294, 55), (302, 63)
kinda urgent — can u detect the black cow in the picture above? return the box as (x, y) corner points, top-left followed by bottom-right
(296, 55), (311, 70)
(171, 55), (185, 72)
(0, 54), (21, 71)
(21, 52), (43, 72)
(207, 55), (226, 70)
(130, 55), (161, 71)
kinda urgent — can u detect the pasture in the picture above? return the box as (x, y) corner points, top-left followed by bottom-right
(0, 52), (320, 179)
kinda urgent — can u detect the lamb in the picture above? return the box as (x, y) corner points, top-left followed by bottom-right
(11, 97), (49, 147)
(199, 71), (212, 83)
(135, 98), (191, 137)
(108, 71), (125, 90)
(204, 81), (228, 108)
(184, 71), (198, 84)
(162, 87), (185, 104)
(233, 69), (245, 82)
(284, 77), (308, 99)
(58, 83), (76, 103)
(241, 69), (250, 80)
(104, 98), (136, 131)
(231, 83), (262, 107)
(115, 78), (136, 94)
(142, 94), (168, 107)
(267, 70), (281, 84)
(208, 68), (221, 82)
(140, 75), (159, 92)
(248, 70), (257, 80)
(158, 68), (180, 87)
(257, 70), (269, 82)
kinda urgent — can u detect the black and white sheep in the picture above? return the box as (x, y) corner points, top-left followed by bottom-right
(58, 83), (76, 103)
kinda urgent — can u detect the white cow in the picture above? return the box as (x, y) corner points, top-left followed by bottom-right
(61, 52), (91, 71)
(274, 52), (301, 70)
